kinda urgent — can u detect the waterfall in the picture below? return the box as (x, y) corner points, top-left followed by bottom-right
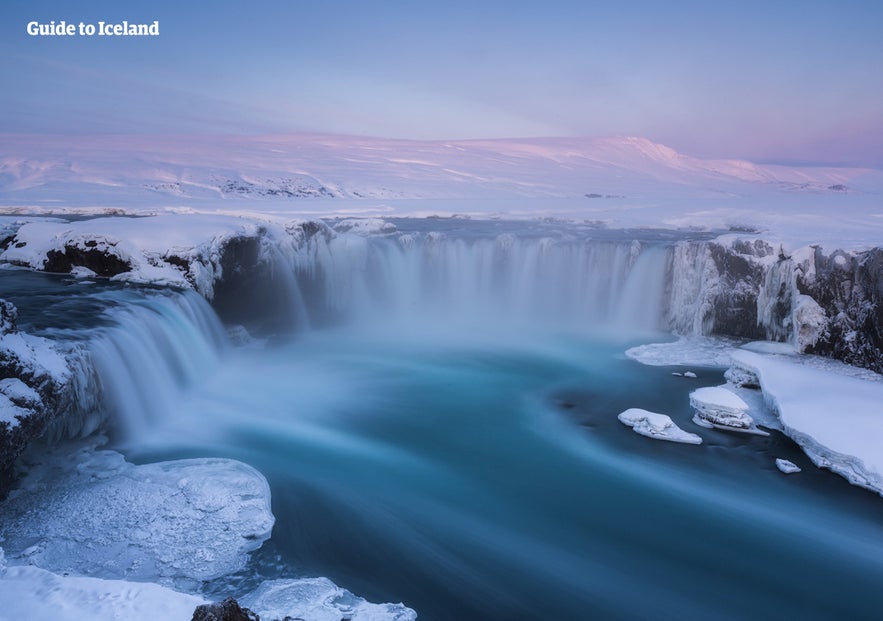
(286, 231), (672, 334)
(87, 289), (228, 441)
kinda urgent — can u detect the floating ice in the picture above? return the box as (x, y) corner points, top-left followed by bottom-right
(241, 577), (417, 621)
(775, 459), (801, 474)
(626, 336), (741, 368)
(0, 441), (274, 588)
(617, 408), (702, 445)
(689, 386), (769, 436)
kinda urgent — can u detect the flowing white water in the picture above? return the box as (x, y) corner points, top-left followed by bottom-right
(288, 232), (670, 335)
(87, 290), (228, 440)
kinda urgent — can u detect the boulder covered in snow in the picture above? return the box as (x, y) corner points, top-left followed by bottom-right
(0, 299), (78, 494)
(617, 408), (702, 445)
(689, 386), (768, 435)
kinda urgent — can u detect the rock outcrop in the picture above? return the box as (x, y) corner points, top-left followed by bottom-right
(0, 300), (91, 495)
(192, 598), (260, 621)
(666, 238), (883, 373)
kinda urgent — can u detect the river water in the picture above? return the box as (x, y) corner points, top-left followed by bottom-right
(3, 222), (883, 620)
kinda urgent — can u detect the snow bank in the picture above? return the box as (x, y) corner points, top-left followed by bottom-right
(0, 564), (206, 621)
(1, 440), (274, 588)
(617, 408), (702, 445)
(730, 349), (883, 495)
(242, 577), (417, 621)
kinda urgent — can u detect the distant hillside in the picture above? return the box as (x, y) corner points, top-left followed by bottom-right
(1, 134), (879, 211)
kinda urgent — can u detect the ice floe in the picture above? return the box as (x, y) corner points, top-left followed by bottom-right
(626, 336), (743, 368)
(0, 440), (274, 588)
(241, 577), (417, 621)
(617, 408), (702, 445)
(775, 459), (801, 474)
(689, 386), (769, 436)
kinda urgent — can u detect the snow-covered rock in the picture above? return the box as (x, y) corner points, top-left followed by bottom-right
(689, 386), (768, 435)
(241, 577), (417, 621)
(730, 349), (883, 496)
(617, 408), (702, 445)
(0, 299), (80, 491)
(775, 458), (801, 474)
(0, 441), (274, 588)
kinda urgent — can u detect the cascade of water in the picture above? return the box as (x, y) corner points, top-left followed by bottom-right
(87, 290), (228, 441)
(290, 232), (671, 334)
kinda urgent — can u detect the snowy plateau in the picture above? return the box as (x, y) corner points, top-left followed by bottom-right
(1, 133), (883, 619)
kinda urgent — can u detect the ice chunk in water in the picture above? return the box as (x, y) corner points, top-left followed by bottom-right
(241, 577), (417, 621)
(617, 408), (702, 445)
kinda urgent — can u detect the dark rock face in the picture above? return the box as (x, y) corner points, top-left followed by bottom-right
(705, 242), (769, 339)
(797, 248), (883, 373)
(44, 242), (132, 277)
(667, 238), (883, 373)
(209, 235), (295, 335)
(192, 598), (261, 621)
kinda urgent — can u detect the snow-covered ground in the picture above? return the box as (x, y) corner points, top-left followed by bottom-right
(1, 133), (882, 251)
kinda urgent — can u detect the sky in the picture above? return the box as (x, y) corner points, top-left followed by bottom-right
(1, 0), (882, 166)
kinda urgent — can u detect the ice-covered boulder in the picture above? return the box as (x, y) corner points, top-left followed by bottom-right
(0, 300), (78, 493)
(689, 386), (768, 435)
(241, 577), (418, 621)
(617, 408), (702, 445)
(0, 441), (274, 589)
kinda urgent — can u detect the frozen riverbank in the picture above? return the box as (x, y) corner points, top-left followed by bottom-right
(628, 337), (883, 496)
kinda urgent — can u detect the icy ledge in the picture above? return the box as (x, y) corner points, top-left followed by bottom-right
(0, 439), (275, 588)
(729, 350), (883, 496)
